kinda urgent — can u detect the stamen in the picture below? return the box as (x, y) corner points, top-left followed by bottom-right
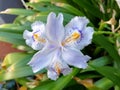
(62, 32), (80, 46)
(72, 32), (80, 40)
(55, 63), (61, 75)
(33, 33), (46, 43)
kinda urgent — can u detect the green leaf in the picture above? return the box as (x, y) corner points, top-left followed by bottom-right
(82, 56), (111, 72)
(33, 68), (79, 90)
(16, 78), (29, 87)
(2, 53), (25, 66)
(2, 52), (32, 67)
(32, 0), (51, 3)
(0, 24), (30, 31)
(0, 53), (34, 81)
(0, 8), (36, 16)
(94, 78), (114, 90)
(73, 0), (103, 18)
(93, 34), (120, 68)
(89, 56), (111, 67)
(0, 37), (25, 45)
(9, 54), (33, 69)
(0, 28), (23, 33)
(0, 32), (23, 39)
(0, 32), (25, 45)
(27, 2), (67, 13)
(0, 66), (33, 81)
(52, 2), (84, 16)
(90, 65), (120, 88)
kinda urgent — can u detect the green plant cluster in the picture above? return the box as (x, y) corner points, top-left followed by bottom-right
(0, 0), (120, 90)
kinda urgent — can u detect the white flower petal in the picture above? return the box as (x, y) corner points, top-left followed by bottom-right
(61, 66), (72, 76)
(65, 16), (89, 31)
(64, 16), (94, 50)
(23, 21), (46, 50)
(62, 48), (91, 69)
(47, 62), (72, 80)
(46, 12), (65, 43)
(23, 30), (32, 39)
(31, 42), (43, 50)
(47, 68), (58, 80)
(31, 21), (45, 32)
(28, 48), (55, 73)
(75, 27), (94, 50)
(47, 48), (72, 79)
(26, 39), (33, 46)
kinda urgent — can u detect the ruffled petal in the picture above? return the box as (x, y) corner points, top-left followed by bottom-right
(64, 16), (94, 50)
(47, 63), (72, 80)
(23, 30), (32, 39)
(31, 42), (43, 50)
(28, 47), (55, 73)
(25, 39), (33, 46)
(62, 47), (90, 69)
(31, 21), (45, 33)
(23, 30), (34, 48)
(23, 21), (46, 50)
(46, 12), (65, 43)
(47, 68), (58, 80)
(76, 27), (94, 50)
(65, 16), (89, 31)
(47, 49), (72, 80)
(61, 65), (72, 76)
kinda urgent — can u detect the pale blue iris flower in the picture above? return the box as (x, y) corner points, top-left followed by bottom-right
(23, 21), (46, 50)
(23, 12), (94, 80)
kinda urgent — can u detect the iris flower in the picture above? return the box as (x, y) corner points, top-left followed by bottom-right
(23, 21), (46, 50)
(23, 12), (94, 80)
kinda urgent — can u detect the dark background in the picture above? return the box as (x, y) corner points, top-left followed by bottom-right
(0, 0), (24, 24)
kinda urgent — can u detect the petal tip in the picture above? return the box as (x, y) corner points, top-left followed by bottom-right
(28, 63), (40, 73)
(48, 12), (56, 19)
(23, 30), (31, 39)
(57, 13), (63, 23)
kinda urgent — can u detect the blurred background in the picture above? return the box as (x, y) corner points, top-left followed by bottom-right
(0, 0), (24, 24)
(0, 0), (24, 59)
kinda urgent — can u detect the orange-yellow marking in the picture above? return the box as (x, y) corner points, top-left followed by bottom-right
(33, 33), (46, 43)
(62, 32), (80, 46)
(55, 63), (61, 75)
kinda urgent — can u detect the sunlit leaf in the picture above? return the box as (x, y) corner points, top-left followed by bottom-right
(2, 53), (31, 67)
(0, 66), (33, 81)
(0, 8), (36, 16)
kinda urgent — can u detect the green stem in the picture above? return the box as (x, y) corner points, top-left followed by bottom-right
(98, 22), (106, 31)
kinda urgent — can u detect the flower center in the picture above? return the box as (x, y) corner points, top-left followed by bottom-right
(62, 32), (80, 46)
(33, 33), (46, 43)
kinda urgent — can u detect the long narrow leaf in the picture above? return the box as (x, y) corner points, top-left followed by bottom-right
(73, 0), (103, 18)
(93, 34), (120, 68)
(33, 68), (79, 90)
(0, 8), (36, 16)
(0, 66), (33, 81)
(52, 2), (84, 16)
(90, 65), (120, 88)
